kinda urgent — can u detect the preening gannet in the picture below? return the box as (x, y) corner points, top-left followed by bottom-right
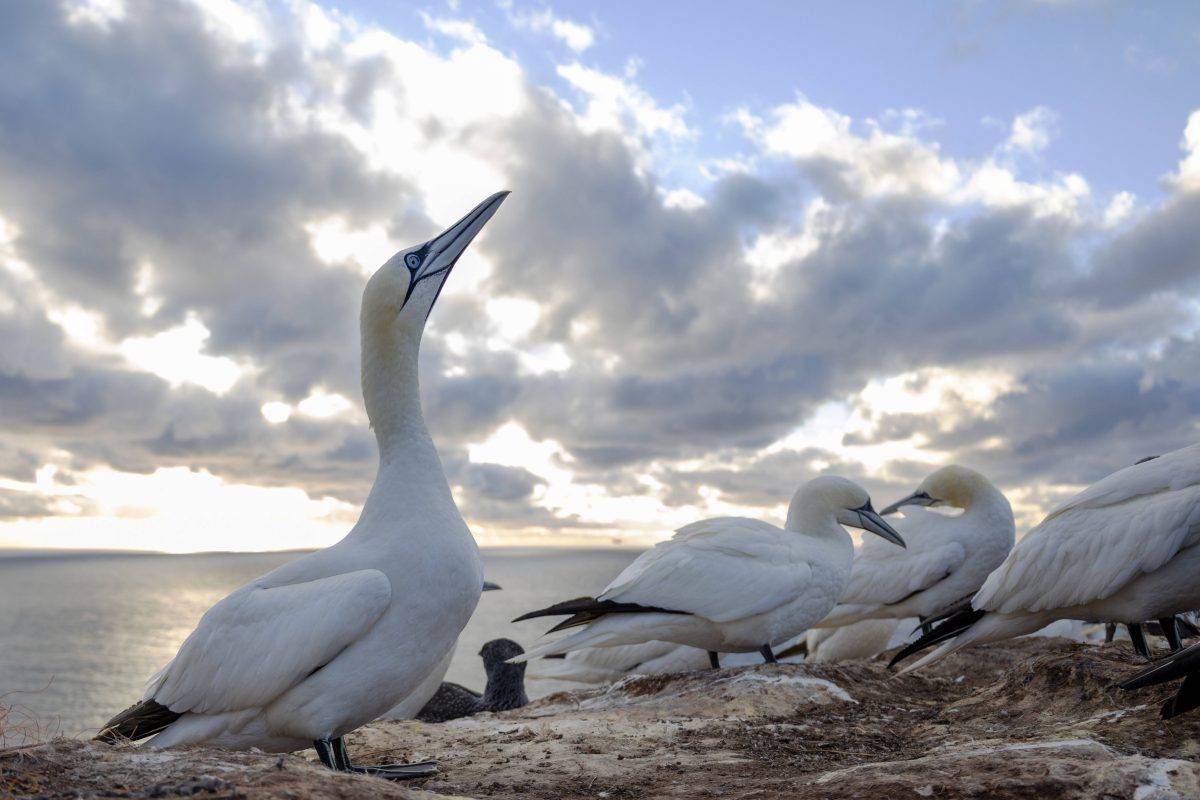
(415, 638), (529, 723)
(96, 192), (510, 780)
(890, 441), (1200, 673)
(1120, 638), (1200, 719)
(816, 465), (1014, 632)
(511, 476), (905, 667)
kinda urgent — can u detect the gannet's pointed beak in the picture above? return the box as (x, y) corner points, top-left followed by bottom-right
(403, 190), (510, 312)
(851, 500), (906, 548)
(880, 490), (937, 516)
(482, 581), (502, 591)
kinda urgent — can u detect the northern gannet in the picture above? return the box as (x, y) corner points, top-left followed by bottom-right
(415, 639), (529, 722)
(1120, 638), (1200, 719)
(890, 441), (1200, 673)
(815, 465), (1014, 634)
(511, 476), (905, 667)
(96, 192), (510, 780)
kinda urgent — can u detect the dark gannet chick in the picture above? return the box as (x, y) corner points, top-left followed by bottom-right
(1121, 638), (1200, 719)
(890, 441), (1200, 673)
(416, 639), (529, 723)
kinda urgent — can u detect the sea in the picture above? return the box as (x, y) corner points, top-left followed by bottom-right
(0, 547), (640, 742)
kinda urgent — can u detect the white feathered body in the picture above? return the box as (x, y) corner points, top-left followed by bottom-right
(804, 619), (900, 662)
(528, 641), (711, 685)
(904, 442), (1200, 671)
(517, 513), (855, 660)
(144, 454), (482, 751)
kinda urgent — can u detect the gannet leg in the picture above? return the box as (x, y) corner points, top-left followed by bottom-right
(1128, 624), (1153, 660)
(707, 651), (721, 669)
(314, 738), (438, 780)
(1104, 622), (1117, 643)
(1159, 617), (1184, 652)
(759, 644), (777, 664)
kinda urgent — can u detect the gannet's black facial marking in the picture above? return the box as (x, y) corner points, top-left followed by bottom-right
(400, 243), (436, 308)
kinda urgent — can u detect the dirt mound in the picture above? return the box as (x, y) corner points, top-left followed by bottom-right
(4, 638), (1199, 799)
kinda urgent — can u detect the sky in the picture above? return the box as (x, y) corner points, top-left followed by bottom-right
(1, 0), (1199, 553)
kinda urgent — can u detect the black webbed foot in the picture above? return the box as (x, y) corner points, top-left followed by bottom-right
(314, 737), (437, 781)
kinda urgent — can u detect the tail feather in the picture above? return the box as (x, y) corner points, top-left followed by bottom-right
(513, 596), (691, 633)
(1120, 641), (1200, 691)
(889, 608), (986, 669)
(94, 699), (181, 743)
(1163, 673), (1200, 719)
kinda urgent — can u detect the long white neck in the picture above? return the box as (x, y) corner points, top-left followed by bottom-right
(361, 324), (434, 464)
(357, 315), (461, 539)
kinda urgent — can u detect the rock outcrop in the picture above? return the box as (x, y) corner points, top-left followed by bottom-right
(4, 638), (1199, 798)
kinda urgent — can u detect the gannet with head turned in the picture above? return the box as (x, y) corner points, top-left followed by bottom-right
(96, 192), (509, 780)
(511, 476), (905, 667)
(815, 465), (1014, 632)
(891, 441), (1200, 673)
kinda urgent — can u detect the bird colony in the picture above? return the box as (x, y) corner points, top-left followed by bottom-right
(91, 193), (1200, 784)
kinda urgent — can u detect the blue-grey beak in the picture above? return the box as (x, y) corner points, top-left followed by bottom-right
(852, 501), (906, 548)
(403, 190), (509, 311)
(879, 490), (937, 516)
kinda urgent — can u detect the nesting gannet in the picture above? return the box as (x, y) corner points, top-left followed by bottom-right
(815, 466), (1014, 633)
(511, 476), (905, 667)
(415, 639), (529, 722)
(890, 441), (1200, 673)
(791, 619), (902, 663)
(95, 192), (509, 780)
(1120, 638), (1200, 719)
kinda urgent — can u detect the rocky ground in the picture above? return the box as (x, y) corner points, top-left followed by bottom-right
(3, 637), (1199, 799)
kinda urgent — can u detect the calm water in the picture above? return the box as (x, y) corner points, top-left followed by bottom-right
(0, 547), (638, 741)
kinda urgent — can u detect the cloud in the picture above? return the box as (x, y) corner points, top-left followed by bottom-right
(4, 0), (1200, 549)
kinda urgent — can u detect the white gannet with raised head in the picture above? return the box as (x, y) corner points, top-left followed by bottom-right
(510, 476), (905, 667)
(890, 441), (1200, 673)
(96, 192), (510, 780)
(815, 465), (1014, 633)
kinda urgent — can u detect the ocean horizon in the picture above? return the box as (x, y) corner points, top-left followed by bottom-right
(0, 546), (641, 742)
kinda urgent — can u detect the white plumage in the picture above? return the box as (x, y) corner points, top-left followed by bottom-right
(98, 193), (509, 769)
(527, 641), (712, 685)
(898, 442), (1200, 672)
(803, 619), (902, 663)
(512, 476), (904, 664)
(817, 465), (1014, 627)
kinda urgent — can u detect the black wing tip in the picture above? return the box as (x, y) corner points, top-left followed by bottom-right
(512, 596), (599, 624)
(888, 608), (986, 670)
(94, 699), (180, 744)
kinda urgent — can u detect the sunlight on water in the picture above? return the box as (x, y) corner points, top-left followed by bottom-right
(0, 548), (637, 741)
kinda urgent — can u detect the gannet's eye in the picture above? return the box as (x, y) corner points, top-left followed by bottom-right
(404, 253), (422, 270)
